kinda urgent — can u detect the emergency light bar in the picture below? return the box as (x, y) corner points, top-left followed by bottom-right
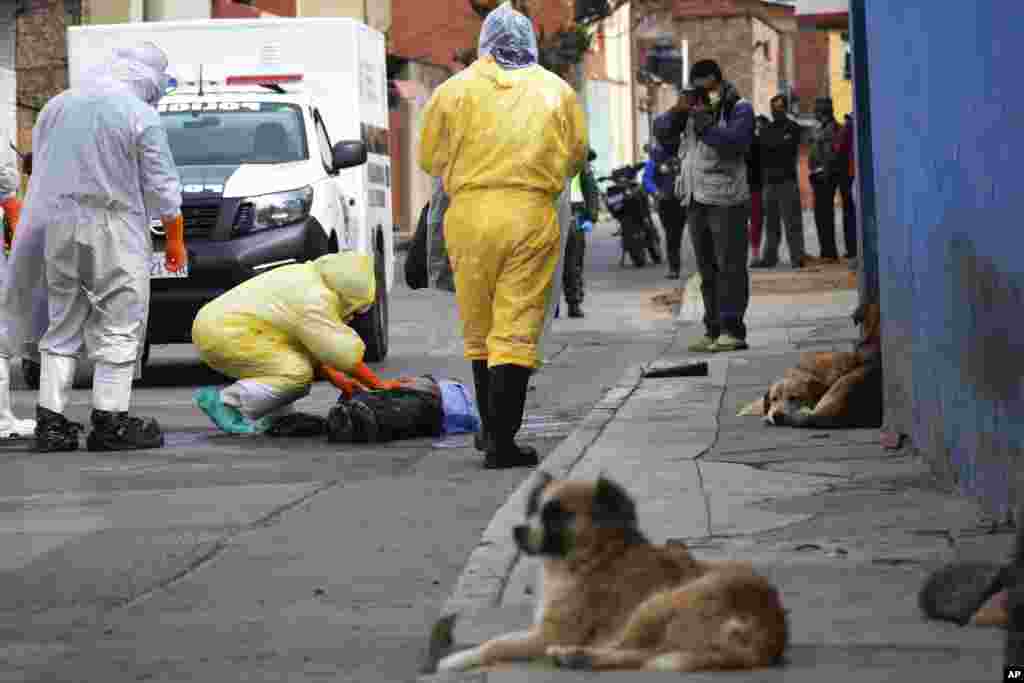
(167, 64), (306, 93)
(225, 73), (304, 86)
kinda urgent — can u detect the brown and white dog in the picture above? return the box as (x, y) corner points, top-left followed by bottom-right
(738, 303), (883, 429)
(437, 473), (788, 672)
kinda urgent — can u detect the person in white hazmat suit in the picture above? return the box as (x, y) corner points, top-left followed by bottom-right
(0, 145), (35, 438)
(30, 43), (185, 453)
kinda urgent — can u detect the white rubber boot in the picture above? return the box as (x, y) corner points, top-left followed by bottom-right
(39, 352), (77, 415)
(0, 357), (35, 438)
(92, 361), (134, 412)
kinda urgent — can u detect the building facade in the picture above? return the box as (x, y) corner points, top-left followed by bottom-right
(853, 0), (1024, 519)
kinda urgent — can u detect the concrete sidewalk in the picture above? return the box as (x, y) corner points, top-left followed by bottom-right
(420, 291), (1011, 682)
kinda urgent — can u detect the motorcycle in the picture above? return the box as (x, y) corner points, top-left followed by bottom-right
(597, 163), (663, 268)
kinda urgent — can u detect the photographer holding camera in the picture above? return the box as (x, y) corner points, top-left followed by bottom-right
(643, 88), (691, 280)
(675, 59), (755, 354)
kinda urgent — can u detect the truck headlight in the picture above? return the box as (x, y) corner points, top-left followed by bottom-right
(245, 186), (313, 231)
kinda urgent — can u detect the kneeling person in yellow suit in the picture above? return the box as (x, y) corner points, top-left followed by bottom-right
(418, 2), (588, 469)
(192, 253), (406, 434)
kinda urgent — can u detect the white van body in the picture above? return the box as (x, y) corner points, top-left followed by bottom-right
(66, 17), (393, 363)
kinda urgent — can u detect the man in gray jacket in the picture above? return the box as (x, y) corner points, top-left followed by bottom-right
(676, 60), (756, 353)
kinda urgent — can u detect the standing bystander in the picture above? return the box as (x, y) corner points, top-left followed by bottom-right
(644, 90), (691, 280)
(753, 95), (807, 268)
(834, 113), (857, 259)
(808, 97), (842, 261)
(676, 60), (755, 353)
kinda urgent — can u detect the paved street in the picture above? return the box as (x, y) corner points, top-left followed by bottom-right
(0, 221), (683, 682)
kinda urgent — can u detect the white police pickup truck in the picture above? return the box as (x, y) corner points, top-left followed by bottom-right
(67, 17), (395, 371)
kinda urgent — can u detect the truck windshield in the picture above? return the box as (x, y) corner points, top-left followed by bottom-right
(160, 102), (308, 166)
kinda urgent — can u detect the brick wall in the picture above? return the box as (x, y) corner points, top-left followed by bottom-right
(794, 27), (829, 113)
(675, 15), (754, 101)
(390, 0), (573, 73)
(16, 0), (70, 151)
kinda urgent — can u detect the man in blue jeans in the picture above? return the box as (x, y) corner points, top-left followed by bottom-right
(676, 60), (755, 353)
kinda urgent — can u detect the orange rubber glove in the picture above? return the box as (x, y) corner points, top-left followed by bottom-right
(318, 365), (366, 399)
(1, 197), (21, 250)
(162, 214), (187, 273)
(349, 362), (410, 392)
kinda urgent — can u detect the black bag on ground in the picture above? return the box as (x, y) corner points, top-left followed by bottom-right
(265, 412), (327, 438)
(327, 380), (444, 443)
(404, 203), (431, 290)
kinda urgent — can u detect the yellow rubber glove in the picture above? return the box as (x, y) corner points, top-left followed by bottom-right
(162, 214), (187, 273)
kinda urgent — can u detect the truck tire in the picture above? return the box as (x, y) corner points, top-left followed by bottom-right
(22, 358), (40, 390)
(351, 246), (389, 362)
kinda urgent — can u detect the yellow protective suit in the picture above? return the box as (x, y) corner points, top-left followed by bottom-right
(418, 56), (587, 369)
(192, 253), (375, 417)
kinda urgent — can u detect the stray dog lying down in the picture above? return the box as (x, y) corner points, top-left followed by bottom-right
(437, 473), (788, 673)
(738, 303), (882, 429)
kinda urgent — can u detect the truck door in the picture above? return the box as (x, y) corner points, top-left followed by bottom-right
(312, 108), (345, 249)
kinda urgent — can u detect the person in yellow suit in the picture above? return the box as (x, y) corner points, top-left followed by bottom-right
(192, 253), (407, 434)
(418, 1), (588, 469)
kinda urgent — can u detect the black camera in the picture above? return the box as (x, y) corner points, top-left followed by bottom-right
(658, 157), (681, 176)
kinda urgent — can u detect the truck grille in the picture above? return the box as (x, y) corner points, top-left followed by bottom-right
(182, 205), (219, 239)
(233, 203), (254, 235)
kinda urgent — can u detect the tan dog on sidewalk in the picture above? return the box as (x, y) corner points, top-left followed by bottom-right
(437, 473), (788, 673)
(738, 303), (883, 429)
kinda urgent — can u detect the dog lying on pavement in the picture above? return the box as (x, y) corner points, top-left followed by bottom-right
(436, 473), (788, 673)
(738, 303), (883, 429)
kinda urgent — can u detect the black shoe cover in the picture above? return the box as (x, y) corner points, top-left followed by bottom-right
(34, 405), (83, 453)
(87, 410), (164, 452)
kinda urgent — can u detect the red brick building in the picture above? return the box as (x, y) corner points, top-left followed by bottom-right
(390, 0), (575, 74)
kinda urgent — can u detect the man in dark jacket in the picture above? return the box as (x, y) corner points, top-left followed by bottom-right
(558, 148), (599, 318)
(753, 94), (807, 268)
(808, 96), (842, 261)
(677, 60), (755, 353)
(643, 92), (690, 279)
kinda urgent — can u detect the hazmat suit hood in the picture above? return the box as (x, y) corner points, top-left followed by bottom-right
(313, 253), (376, 320)
(478, 2), (539, 71)
(81, 42), (171, 107)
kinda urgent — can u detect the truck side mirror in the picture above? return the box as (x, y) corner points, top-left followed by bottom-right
(332, 141), (367, 171)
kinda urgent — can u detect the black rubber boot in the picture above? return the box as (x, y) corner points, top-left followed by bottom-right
(568, 303), (584, 319)
(484, 364), (539, 470)
(34, 406), (83, 453)
(472, 360), (491, 453)
(86, 410), (164, 452)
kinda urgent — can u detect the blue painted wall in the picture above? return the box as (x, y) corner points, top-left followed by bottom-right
(865, 2), (1024, 518)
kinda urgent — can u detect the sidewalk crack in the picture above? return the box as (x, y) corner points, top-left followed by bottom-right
(110, 479), (340, 613)
(694, 361), (729, 539)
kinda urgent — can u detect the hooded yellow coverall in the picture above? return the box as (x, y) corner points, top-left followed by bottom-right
(418, 57), (587, 369)
(192, 253), (377, 420)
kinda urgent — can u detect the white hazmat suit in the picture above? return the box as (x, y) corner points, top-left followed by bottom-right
(0, 146), (34, 437)
(30, 43), (182, 451)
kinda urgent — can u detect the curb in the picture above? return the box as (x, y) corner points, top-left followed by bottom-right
(439, 363), (646, 617)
